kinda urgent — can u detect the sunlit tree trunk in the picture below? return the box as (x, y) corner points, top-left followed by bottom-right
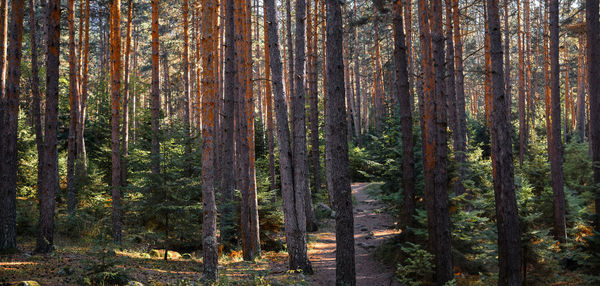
(36, 0), (60, 254)
(0, 0), (24, 252)
(151, 0), (161, 176)
(325, 0), (355, 284)
(201, 0), (218, 279)
(484, 7), (491, 127)
(488, 0), (522, 283)
(110, 0), (122, 244)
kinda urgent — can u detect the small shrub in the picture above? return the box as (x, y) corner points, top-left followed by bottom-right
(395, 242), (434, 286)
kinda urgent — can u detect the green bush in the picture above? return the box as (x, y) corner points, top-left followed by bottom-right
(395, 242), (434, 286)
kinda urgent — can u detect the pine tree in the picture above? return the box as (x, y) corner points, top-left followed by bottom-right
(325, 0), (355, 284)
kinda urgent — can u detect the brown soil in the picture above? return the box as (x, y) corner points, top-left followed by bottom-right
(307, 182), (401, 286)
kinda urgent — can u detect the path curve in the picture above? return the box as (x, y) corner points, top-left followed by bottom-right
(308, 183), (401, 286)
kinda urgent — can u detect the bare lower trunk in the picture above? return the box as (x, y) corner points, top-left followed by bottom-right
(393, 0), (415, 232)
(549, 0), (566, 241)
(586, 0), (600, 231)
(293, 0), (317, 233)
(182, 0), (192, 176)
(151, 0), (161, 176)
(29, 0), (45, 252)
(264, 0), (312, 273)
(121, 0), (133, 187)
(325, 1), (356, 284)
(200, 0), (218, 279)
(576, 34), (585, 141)
(0, 0), (24, 252)
(452, 0), (467, 196)
(66, 0), (80, 215)
(488, 0), (522, 283)
(36, 0), (60, 254)
(110, 0), (122, 244)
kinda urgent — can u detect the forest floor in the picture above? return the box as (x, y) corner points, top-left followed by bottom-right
(306, 182), (401, 286)
(0, 183), (400, 285)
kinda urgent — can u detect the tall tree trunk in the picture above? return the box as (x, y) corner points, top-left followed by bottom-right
(548, 0), (566, 241)
(418, 0), (437, 273)
(201, 0), (218, 279)
(452, 0), (467, 196)
(221, 0), (236, 249)
(234, 0), (252, 260)
(264, 0), (313, 273)
(36, 0), (60, 254)
(404, 0), (414, 109)
(373, 17), (384, 131)
(0, 0), (7, 102)
(66, 0), (80, 215)
(576, 33), (585, 141)
(264, 12), (276, 193)
(285, 0), (293, 113)
(518, 0), (525, 166)
(121, 0), (133, 186)
(488, 0), (522, 283)
(430, 0), (453, 282)
(525, 0), (533, 134)
(308, 0), (321, 195)
(244, 0), (260, 257)
(503, 0), (510, 120)
(110, 0), (122, 244)
(151, 0), (161, 177)
(0, 0), (24, 252)
(393, 0), (416, 232)
(182, 0), (192, 176)
(352, 1), (362, 146)
(586, 0), (600, 231)
(77, 0), (90, 177)
(294, 0), (317, 233)
(445, 0), (457, 134)
(29, 0), (45, 252)
(162, 51), (171, 120)
(325, 1), (355, 284)
(132, 26), (138, 142)
(484, 9), (492, 127)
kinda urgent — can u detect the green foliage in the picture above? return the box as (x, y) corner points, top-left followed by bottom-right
(78, 247), (131, 286)
(394, 242), (435, 286)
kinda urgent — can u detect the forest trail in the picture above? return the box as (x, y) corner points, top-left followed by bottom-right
(307, 183), (401, 286)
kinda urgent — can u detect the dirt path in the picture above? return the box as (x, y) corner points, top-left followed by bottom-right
(307, 183), (401, 286)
